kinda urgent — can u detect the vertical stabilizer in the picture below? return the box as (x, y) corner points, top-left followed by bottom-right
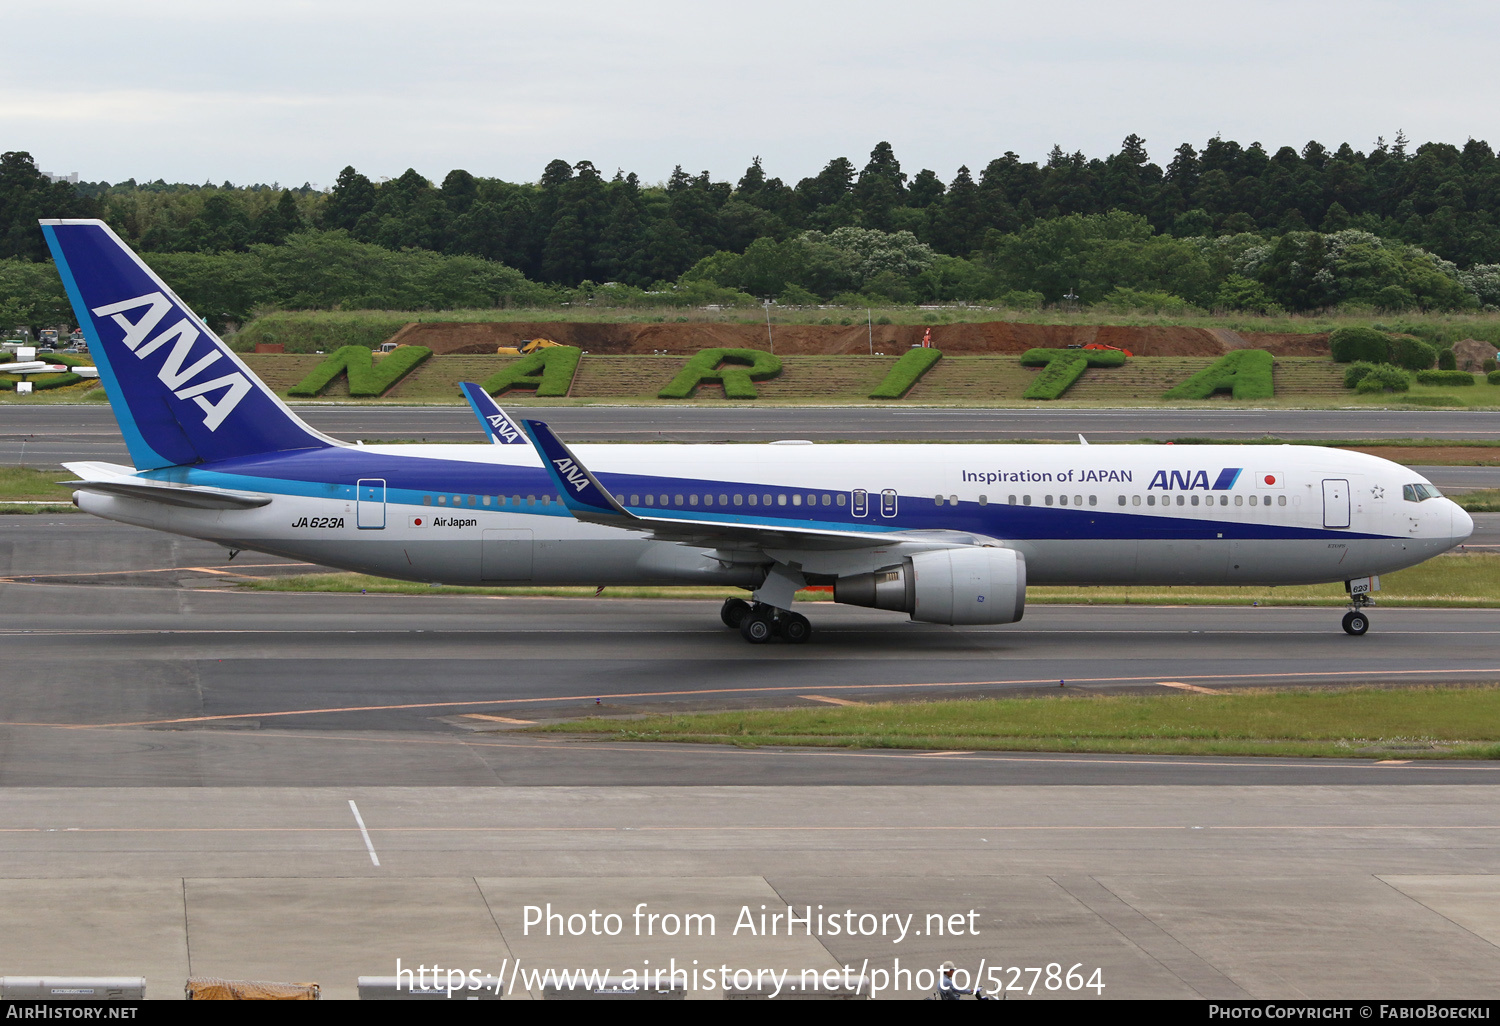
(40, 219), (337, 470)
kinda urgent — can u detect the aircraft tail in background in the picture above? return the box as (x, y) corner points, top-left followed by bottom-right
(40, 219), (338, 471)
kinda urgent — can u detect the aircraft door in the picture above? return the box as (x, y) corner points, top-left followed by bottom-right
(1322, 479), (1350, 529)
(881, 489), (898, 518)
(852, 489), (868, 517)
(357, 478), (386, 529)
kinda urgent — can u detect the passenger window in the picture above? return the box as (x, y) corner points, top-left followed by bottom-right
(690, 495), (699, 506)
(1147, 495), (1155, 506)
(793, 495), (803, 506)
(734, 494), (743, 505)
(1234, 494), (1243, 506)
(720, 494), (729, 505)
(1008, 495), (1017, 505)
(482, 496), (491, 506)
(836, 494), (846, 506)
(807, 494), (816, 506)
(1191, 495), (1199, 506)
(1045, 495), (1054, 506)
(1057, 495), (1067, 506)
(935, 494), (944, 506)
(1022, 495), (1031, 506)
(527, 495), (536, 505)
(1278, 495), (1287, 506)
(438, 495), (447, 505)
(763, 494), (772, 506)
(644, 495), (654, 506)
(423, 495), (432, 506)
(1132, 495), (1140, 506)
(630, 494), (639, 505)
(511, 495), (520, 506)
(468, 495), (477, 506)
(453, 496), (461, 505)
(979, 495), (988, 506)
(1090, 495), (1097, 507)
(748, 494), (757, 506)
(660, 495), (669, 506)
(1117, 495), (1126, 506)
(777, 494), (787, 506)
(1176, 495), (1185, 506)
(949, 495), (958, 506)
(1220, 495), (1228, 506)
(542, 495), (551, 506)
(1249, 495), (1257, 506)
(822, 494), (831, 506)
(1074, 495), (1082, 505)
(674, 494), (683, 505)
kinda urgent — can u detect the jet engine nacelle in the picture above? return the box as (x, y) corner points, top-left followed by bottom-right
(833, 547), (1026, 625)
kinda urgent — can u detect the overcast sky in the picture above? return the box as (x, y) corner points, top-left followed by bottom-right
(5, 0), (1498, 189)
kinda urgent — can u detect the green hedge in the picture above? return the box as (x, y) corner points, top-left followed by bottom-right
(1389, 335), (1438, 371)
(1162, 349), (1274, 400)
(1489, 369), (1500, 385)
(1018, 348), (1126, 400)
(1329, 326), (1391, 363)
(869, 348), (942, 399)
(479, 345), (582, 397)
(658, 348), (782, 399)
(287, 344), (432, 397)
(1438, 349), (1457, 370)
(1355, 365), (1410, 393)
(1415, 369), (1477, 386)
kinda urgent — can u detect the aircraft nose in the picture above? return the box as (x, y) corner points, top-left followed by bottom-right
(1451, 500), (1474, 543)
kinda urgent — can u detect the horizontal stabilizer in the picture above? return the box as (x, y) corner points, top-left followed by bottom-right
(68, 480), (271, 510)
(61, 461), (269, 509)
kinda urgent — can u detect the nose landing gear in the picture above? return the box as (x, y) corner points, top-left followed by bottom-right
(1341, 593), (1373, 636)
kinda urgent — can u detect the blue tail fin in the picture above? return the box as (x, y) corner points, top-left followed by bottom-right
(40, 219), (337, 470)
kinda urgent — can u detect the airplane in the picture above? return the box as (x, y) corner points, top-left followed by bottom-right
(41, 218), (1473, 643)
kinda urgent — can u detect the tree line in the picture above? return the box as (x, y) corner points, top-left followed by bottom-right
(5, 133), (1500, 322)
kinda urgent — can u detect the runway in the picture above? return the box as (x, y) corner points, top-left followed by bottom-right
(4, 479), (1500, 997)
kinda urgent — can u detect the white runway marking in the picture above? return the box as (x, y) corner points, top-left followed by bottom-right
(348, 800), (380, 866)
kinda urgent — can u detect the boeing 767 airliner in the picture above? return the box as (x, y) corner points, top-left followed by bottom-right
(40, 219), (1472, 643)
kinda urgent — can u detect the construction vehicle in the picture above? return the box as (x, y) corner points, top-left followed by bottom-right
(497, 338), (565, 356)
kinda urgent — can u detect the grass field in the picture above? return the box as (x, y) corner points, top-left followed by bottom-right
(532, 686), (1500, 759)
(240, 551), (1500, 607)
(226, 353), (1500, 408)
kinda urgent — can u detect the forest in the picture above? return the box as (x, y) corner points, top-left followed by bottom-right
(5, 132), (1500, 329)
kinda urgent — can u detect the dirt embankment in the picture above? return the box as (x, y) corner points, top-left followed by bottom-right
(389, 321), (1330, 358)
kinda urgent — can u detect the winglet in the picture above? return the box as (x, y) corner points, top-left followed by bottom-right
(458, 382), (528, 444)
(521, 419), (637, 526)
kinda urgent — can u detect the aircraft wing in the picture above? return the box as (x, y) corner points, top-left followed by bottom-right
(521, 419), (986, 561)
(62, 461), (272, 510)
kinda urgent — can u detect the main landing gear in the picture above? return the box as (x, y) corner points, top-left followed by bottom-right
(720, 597), (811, 644)
(1341, 593), (1373, 636)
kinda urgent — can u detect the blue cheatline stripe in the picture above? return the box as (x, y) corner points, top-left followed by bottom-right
(147, 452), (1400, 544)
(40, 224), (169, 471)
(1212, 468), (1244, 490)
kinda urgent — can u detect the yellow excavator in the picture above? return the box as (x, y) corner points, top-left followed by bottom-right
(496, 338), (565, 356)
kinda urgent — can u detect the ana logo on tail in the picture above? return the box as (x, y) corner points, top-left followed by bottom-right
(91, 292), (251, 431)
(552, 456), (591, 493)
(486, 411), (523, 444)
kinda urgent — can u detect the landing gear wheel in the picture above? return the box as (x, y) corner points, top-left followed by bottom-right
(778, 611), (812, 644)
(740, 608), (775, 644)
(720, 597), (751, 629)
(1342, 610), (1370, 636)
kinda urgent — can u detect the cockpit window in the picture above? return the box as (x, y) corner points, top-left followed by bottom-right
(1403, 483), (1442, 502)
